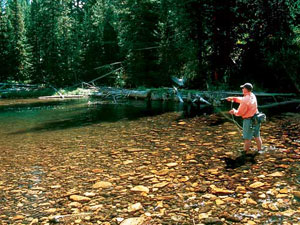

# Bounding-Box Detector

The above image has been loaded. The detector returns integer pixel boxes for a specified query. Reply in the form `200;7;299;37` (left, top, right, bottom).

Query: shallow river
0;98;299;224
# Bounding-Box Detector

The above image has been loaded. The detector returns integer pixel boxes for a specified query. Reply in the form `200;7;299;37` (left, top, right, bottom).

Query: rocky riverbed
0;111;299;225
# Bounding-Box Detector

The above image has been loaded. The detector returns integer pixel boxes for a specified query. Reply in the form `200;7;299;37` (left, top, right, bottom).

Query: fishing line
213;100;243;134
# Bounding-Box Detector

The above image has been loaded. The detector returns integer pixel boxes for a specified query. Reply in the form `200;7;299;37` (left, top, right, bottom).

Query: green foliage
0;0;299;92
0;4;11;81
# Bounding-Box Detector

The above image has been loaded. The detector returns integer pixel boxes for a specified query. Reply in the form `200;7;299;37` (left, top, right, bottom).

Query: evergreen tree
7;0;31;81
114;0;160;87
38;0;60;85
0;1;10;81
27;0;42;83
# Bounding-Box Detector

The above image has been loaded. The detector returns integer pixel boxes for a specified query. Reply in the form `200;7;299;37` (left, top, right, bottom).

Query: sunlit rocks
166;162;178;168
198;213;210;220
215;199;225;205
69;195;91;203
120;216;150;225
249;181;265;189
281;209;296;217
130;185;150;194
155;169;169;176
210;185;234;195
123;160;134;165
267;171;285;177
50;185;61;189
12;215;25;221
91;169;104;173
68;202;82;208
246;198;257;205
83;192;96;197
128;202;143;212
125;148;147;152
153;182;169;188
268;203;279;211
92;181;113;189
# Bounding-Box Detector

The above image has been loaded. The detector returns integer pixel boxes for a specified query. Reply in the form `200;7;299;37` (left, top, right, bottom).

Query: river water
0;98;299;224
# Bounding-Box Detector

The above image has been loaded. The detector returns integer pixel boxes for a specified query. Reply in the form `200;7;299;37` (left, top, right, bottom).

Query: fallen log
127;90;151;99
38;95;84;99
259;99;300;109
0;82;40;87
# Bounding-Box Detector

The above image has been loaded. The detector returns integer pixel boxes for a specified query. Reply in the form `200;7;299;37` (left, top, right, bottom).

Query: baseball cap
240;83;253;91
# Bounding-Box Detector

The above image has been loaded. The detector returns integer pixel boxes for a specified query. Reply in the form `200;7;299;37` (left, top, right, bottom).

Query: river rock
128;203;143;212
125;148;147;152
267;172;284;177
249;182;265;189
210;185;234;195
281;209;296;216
13;215;25;221
203;217;223;224
131;185;149;193
69;195;91;202
246;198;257;205
120;216;149;225
153;182;169;188
166;162;178;168
279;188;289;194
215;199;225;205
68;202;82;208
93;181;113;189
268;203;279;211
246;221;256;225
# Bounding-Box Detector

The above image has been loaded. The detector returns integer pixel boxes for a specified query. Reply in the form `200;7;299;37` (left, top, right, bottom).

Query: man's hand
229;108;237;115
226;97;233;102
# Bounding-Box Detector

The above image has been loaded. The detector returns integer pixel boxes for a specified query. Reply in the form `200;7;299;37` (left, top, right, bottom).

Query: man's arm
229;98;248;117
226;97;243;103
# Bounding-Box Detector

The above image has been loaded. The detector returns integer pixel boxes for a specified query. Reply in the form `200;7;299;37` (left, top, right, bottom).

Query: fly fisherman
226;83;262;155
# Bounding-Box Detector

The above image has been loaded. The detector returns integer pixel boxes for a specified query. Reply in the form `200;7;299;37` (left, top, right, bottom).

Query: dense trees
0;0;299;92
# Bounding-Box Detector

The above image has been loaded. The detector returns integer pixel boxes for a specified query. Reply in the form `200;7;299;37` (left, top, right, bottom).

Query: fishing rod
171;76;242;133
215;99;243;134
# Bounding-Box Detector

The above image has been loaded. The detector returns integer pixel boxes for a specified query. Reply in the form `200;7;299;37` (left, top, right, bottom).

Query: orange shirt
232;92;258;119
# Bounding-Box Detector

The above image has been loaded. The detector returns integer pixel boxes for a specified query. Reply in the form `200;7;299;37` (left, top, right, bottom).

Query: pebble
249;182;265;189
130;185;150;193
13;215;25;221
128;203;143;212
68;202;82;208
69;195;91;202
93;181;113;189
203;217;222;224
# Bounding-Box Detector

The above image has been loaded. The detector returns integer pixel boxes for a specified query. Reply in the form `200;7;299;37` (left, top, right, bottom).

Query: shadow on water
2;98;299;135
6;99;188;134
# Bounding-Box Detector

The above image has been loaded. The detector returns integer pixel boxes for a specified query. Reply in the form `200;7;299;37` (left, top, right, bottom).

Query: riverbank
1;84;299;110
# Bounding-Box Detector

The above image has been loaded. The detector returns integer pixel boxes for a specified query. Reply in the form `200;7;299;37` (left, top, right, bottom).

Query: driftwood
0;83;39;88
49;85;64;99
90;87;299;106
259;99;300;109
39;95;84;99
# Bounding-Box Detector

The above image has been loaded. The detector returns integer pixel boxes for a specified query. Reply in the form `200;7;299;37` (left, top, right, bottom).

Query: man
226;83;262;155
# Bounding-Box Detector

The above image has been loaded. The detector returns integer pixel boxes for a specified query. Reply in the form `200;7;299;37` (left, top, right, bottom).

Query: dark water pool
0;99;185;134
0;98;298;135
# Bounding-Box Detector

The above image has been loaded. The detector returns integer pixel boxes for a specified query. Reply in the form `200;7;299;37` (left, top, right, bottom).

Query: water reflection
3;99;186;134
1;98;298;135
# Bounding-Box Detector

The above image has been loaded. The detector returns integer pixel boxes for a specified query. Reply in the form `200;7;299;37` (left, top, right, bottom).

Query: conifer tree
0;1;10;81
7;0;31;81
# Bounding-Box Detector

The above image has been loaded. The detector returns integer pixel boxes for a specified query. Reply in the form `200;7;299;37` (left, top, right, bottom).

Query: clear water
0;99;184;134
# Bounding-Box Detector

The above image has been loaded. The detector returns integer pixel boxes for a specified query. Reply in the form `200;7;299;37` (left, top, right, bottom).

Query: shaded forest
0;0;299;92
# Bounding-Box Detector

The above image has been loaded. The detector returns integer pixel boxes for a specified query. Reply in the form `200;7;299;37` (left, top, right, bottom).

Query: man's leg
254;137;262;151
244;139;251;152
